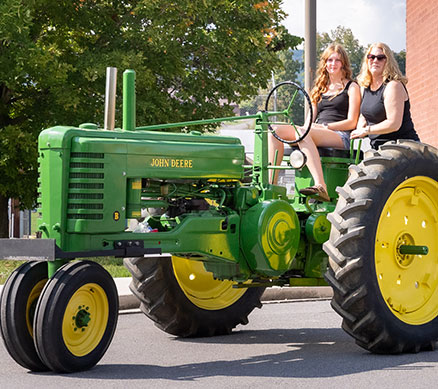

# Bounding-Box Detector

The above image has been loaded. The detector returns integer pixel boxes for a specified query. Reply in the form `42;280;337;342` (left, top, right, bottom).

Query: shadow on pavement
30;327;438;380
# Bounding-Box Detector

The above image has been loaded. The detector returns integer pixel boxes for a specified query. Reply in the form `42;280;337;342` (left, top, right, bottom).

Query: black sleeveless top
361;82;419;149
316;80;353;124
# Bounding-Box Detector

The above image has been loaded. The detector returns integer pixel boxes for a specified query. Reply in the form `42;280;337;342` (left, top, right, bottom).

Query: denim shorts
335;130;351;149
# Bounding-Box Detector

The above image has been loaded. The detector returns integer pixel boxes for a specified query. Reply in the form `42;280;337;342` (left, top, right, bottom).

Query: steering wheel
265;81;313;145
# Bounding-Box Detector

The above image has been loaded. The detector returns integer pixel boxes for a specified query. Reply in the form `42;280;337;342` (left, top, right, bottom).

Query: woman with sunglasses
269;44;360;202
350;42;419;148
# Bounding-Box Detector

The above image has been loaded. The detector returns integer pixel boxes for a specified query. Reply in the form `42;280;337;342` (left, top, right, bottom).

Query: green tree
317;26;365;77
0;0;301;237
239;48;303;116
316;26;406;78
394;50;406;75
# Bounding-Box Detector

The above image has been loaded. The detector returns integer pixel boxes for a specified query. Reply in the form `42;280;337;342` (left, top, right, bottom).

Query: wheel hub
62;283;109;356
395;233;415;268
74;306;91;330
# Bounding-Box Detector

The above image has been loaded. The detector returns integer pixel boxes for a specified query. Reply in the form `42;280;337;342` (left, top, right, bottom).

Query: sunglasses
367;54;387;61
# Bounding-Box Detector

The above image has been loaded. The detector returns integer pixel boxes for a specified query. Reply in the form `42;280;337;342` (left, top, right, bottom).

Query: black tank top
316;80;353;124
361;82;419;149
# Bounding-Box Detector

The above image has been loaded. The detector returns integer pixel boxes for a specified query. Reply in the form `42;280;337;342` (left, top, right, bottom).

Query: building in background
406;0;438;146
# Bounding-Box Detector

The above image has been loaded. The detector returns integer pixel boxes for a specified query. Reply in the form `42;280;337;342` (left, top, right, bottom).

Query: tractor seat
284;145;363;159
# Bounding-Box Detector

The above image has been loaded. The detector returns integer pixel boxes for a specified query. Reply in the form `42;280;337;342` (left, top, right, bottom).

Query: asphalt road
2;300;438;388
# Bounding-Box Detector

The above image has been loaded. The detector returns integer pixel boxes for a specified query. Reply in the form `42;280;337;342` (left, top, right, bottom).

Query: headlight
289;149;307;169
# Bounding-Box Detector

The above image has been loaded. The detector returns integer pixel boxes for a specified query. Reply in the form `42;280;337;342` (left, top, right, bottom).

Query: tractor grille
36;155;42;215
67;152;105;220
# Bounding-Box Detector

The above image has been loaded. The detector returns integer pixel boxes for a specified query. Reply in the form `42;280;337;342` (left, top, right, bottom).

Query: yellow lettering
151;158;174;167
153;158;193;168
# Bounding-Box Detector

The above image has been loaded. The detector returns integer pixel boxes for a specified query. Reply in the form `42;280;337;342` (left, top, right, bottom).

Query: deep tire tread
0;262;49;372
324;140;438;354
124;256;264;338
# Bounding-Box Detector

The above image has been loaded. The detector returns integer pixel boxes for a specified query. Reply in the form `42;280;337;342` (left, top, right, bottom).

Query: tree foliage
394;50;406;75
317;26;365;77
0;0;301;237
317;26;406;77
239;48;303;116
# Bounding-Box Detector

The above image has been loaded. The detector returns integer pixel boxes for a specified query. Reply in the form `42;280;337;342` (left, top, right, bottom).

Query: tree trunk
11;199;20;238
0;194;9;238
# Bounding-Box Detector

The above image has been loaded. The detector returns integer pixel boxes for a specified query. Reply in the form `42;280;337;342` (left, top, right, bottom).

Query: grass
0;257;131;285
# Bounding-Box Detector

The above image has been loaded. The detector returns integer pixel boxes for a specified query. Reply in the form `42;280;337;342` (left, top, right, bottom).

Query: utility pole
304;0;316;114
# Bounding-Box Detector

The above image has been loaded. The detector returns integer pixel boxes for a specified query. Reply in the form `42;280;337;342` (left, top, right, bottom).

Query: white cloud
282;0;406;52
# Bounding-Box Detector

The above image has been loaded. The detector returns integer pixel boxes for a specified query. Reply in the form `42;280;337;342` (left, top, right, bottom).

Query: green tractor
1;68;438;373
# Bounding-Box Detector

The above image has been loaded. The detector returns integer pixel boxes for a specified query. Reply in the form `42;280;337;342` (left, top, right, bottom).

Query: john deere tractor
1;68;438;373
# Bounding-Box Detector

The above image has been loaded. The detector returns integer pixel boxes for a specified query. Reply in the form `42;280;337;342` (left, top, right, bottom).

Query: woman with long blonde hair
351;42;419;148
269;44;360;201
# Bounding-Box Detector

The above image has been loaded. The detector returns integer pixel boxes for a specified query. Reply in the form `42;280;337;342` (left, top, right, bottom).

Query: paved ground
2;300;438;388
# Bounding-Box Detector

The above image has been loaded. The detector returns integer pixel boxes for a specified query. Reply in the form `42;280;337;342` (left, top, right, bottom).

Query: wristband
366;125;371;134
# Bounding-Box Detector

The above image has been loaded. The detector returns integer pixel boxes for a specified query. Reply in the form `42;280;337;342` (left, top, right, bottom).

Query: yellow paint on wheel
62;283;109;357
172;256;247;310
25;279;47;337
375;176;438;325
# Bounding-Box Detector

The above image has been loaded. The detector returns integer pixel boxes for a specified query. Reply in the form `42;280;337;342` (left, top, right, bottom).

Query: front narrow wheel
33;261;118;373
0;261;48;371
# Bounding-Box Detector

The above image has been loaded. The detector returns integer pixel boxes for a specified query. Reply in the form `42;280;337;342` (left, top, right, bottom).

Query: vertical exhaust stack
123;69;136;131
104;67;117;131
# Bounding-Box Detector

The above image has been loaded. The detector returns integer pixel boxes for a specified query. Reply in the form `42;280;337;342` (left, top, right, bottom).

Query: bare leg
268;125;298;184
301;128;344;190
268;124;344;189
298;136;326;190
268;133;284;184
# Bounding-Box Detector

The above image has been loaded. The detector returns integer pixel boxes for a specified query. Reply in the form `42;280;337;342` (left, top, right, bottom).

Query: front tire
124;255;264;337
324;141;438;353
33;261;119;373
0;261;49;371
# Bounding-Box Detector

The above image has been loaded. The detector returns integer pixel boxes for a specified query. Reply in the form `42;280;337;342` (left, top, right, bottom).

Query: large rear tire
324;141;438;353
124;255;264;337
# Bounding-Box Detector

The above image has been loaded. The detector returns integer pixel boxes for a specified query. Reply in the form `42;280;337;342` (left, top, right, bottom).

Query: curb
115;278;333;311
0;278;333;312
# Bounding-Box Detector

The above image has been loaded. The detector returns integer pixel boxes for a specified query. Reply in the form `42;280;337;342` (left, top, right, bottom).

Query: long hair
310;44;353;105
357;42;407;87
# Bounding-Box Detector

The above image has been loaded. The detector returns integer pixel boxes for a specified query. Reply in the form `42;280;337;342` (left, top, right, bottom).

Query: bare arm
351;81;406;140
303;103;318;127
357;114;367;129
369;81;406;134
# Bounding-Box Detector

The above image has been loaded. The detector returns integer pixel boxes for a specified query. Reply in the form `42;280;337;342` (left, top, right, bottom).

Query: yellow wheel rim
62;283;109;357
375;176;438;325
172;256;247;310
26;279;47;337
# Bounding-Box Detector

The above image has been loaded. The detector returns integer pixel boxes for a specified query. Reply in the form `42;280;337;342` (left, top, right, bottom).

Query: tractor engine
37;124;300;281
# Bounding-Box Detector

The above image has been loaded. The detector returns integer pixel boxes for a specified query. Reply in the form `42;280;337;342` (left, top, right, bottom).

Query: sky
282;0;406;52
